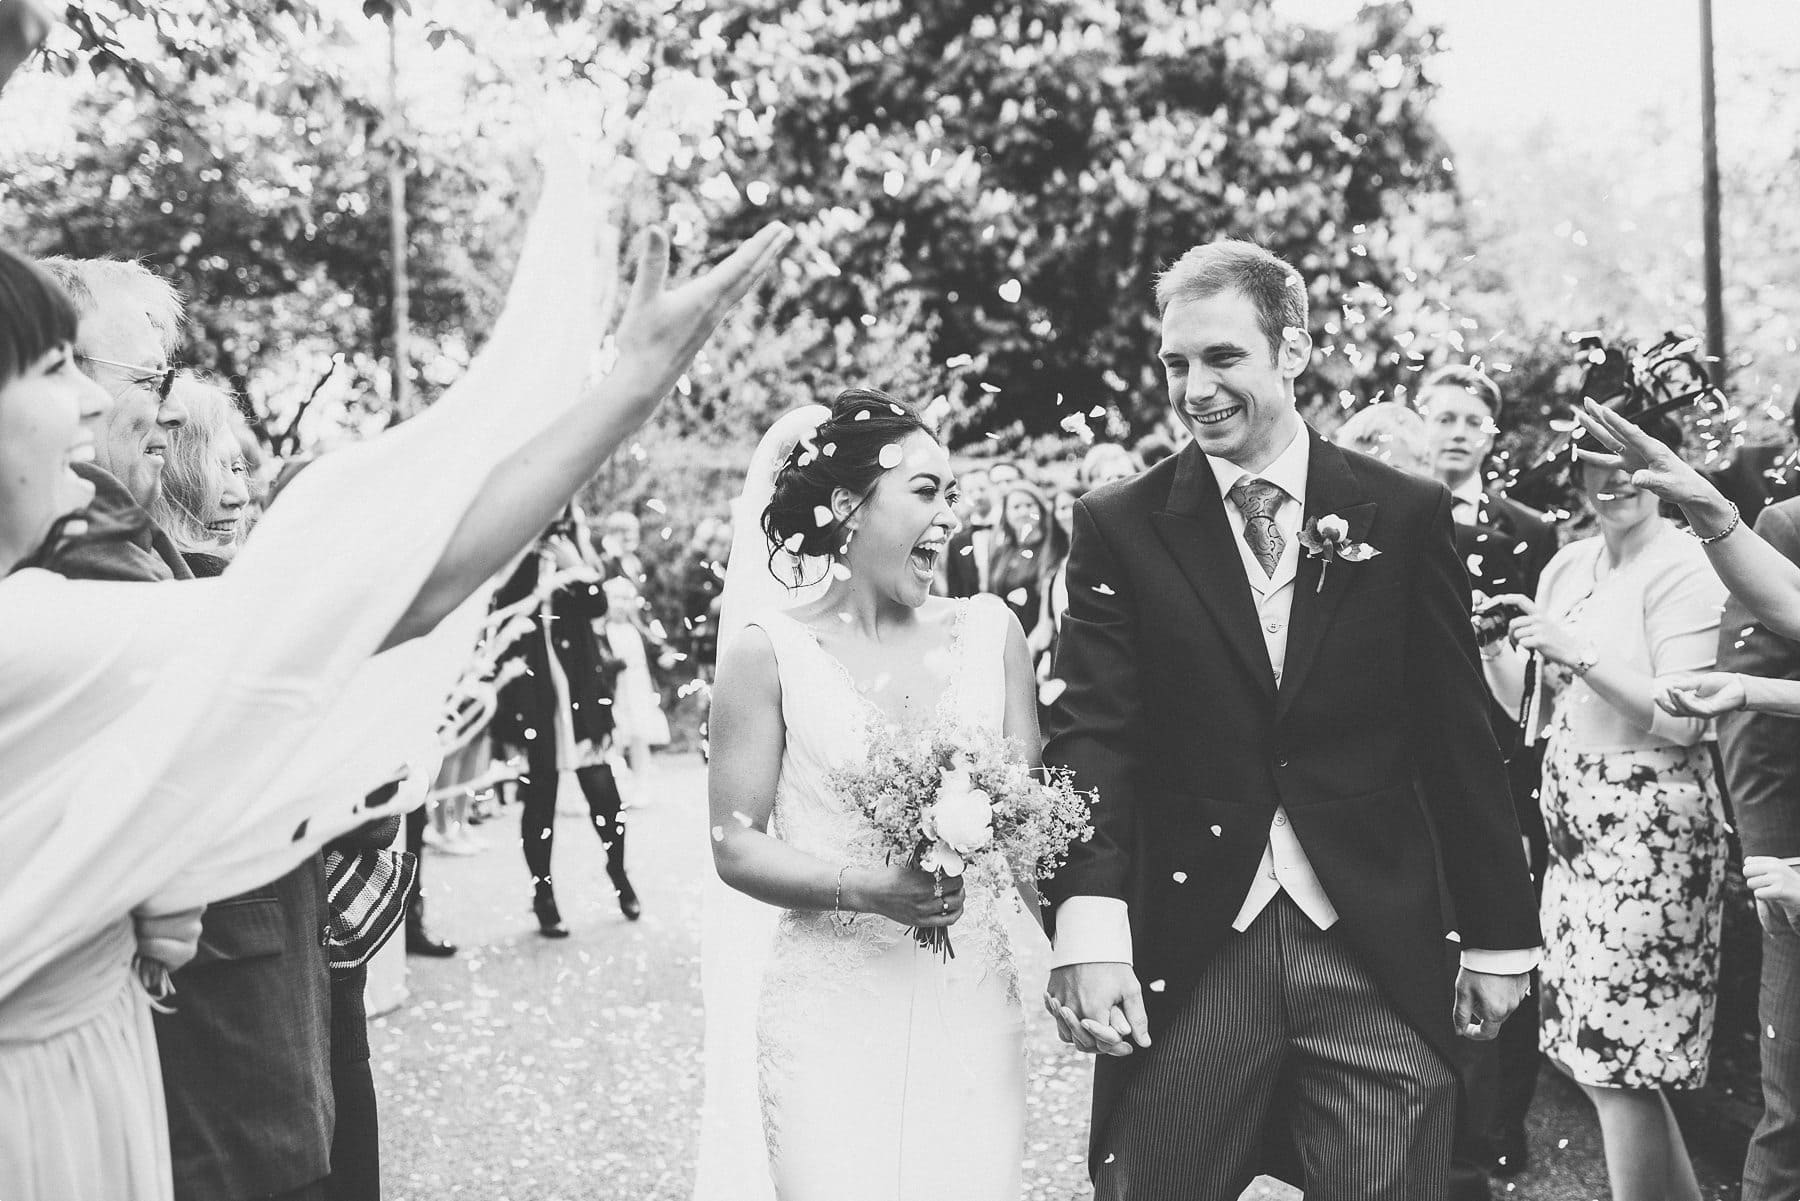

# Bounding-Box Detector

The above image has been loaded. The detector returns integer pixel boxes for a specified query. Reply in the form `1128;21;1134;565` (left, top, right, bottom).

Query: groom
1042;239;1542;1199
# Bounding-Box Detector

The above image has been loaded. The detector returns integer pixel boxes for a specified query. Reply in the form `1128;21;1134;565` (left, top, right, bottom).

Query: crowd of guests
935;438;1175;691
11;12;1800;1201
1329;360;1800;1201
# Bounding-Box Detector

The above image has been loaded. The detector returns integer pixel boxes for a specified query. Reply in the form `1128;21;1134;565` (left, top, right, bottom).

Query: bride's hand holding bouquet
832;725;1094;960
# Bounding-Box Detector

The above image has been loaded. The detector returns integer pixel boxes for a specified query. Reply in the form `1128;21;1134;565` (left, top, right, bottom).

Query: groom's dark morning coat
1043;431;1541;1174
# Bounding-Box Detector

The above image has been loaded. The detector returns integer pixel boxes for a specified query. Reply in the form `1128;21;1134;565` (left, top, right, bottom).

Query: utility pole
387;13;411;418
1699;0;1726;378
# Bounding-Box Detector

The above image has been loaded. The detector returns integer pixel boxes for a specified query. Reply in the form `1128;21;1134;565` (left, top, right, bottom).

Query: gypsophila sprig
830;724;1094;960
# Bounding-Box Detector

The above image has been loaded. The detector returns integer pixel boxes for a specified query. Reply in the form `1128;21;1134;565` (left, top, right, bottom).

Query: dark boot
533;883;569;938
615;873;642;922
405;896;456;957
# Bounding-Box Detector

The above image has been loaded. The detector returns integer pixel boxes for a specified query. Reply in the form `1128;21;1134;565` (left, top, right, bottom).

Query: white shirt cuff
1049;896;1133;969
1460;946;1541;975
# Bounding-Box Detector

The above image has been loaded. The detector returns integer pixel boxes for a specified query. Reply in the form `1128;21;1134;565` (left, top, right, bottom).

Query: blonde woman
145;373;252;576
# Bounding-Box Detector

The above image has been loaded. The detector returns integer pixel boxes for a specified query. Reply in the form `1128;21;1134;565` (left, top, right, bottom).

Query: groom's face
1159;289;1307;472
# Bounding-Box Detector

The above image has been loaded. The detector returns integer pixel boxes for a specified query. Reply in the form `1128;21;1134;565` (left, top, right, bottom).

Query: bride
704;388;1041;1200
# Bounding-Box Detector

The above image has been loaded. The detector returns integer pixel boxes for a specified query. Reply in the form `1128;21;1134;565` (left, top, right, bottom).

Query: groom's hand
1453;966;1529;1041
1046;963;1151;1057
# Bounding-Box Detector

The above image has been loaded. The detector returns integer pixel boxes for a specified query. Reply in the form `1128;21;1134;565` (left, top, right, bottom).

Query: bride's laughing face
836;430;960;607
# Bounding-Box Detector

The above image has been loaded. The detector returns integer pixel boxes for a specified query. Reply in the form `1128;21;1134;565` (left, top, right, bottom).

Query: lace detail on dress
747;597;1023;1169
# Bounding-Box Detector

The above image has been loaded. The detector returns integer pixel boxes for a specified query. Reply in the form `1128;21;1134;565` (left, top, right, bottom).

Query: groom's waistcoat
1043;434;1541;1066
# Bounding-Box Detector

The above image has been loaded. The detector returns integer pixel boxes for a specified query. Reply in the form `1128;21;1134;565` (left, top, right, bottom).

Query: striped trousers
1094;893;1456;1201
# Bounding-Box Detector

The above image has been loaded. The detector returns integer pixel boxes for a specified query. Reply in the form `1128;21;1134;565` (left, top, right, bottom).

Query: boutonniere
1297;513;1380;592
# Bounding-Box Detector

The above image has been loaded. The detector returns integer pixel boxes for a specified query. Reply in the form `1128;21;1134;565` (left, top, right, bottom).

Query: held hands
608;222;793;410
1454;966;1529;1042
1655;671;1748;718
850;864;965;929
132;906;206;974
1046;962;1152;1058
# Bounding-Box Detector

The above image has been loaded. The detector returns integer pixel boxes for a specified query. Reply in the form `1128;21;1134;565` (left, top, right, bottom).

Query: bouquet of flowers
830;724;1095;959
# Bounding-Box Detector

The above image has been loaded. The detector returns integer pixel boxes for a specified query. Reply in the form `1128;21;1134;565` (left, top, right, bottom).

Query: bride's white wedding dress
744;594;1027;1201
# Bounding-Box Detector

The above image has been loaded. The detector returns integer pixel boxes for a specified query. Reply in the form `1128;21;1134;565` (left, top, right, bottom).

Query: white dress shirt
1051;423;1540;976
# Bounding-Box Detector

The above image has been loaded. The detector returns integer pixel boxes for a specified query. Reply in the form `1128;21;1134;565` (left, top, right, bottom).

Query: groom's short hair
1154;240;1307;357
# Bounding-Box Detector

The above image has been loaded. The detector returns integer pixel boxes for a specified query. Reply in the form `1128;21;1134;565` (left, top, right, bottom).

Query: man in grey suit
1718;494;1800;1201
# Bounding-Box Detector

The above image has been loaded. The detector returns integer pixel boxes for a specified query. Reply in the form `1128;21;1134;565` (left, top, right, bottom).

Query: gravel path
373;752;1739;1200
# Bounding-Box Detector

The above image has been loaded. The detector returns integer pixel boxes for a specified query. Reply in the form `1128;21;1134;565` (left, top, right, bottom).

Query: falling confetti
878;444;904;469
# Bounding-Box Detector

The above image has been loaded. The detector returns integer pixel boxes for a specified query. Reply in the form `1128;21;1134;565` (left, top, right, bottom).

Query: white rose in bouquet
919;765;995;877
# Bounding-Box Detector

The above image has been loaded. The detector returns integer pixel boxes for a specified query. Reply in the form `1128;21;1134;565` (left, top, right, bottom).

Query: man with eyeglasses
1419;363;1560;1189
36;256;191;581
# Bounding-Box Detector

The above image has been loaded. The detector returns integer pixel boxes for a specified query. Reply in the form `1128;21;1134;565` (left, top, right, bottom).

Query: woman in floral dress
1485;445;1727;1201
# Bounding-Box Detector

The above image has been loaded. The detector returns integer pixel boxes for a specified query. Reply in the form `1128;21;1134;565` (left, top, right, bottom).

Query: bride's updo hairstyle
762;388;932;577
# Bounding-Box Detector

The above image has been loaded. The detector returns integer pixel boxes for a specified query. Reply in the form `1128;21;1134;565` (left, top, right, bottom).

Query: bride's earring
839;523;856;556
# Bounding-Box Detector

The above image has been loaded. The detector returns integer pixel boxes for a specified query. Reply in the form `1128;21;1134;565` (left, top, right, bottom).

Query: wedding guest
37;256;192;579
1034;484;1080;669
601;573;673;786
988;481;1057;635
0;170;789;1201
1334;401;1430;477
322;811;409;1201
492;523;641;936
1422;363;1560;1179
599;507;653;591
145;373;250;573
1078;442;1140;490
1713;495;1800;1201
1483;430;1727;1201
944;463;997;597
988;458;1023;488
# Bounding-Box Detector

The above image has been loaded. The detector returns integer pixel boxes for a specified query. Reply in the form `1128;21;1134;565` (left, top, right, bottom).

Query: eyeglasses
77;354;176;402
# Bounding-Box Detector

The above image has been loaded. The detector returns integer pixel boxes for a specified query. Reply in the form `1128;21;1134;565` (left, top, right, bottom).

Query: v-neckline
782;601;974;734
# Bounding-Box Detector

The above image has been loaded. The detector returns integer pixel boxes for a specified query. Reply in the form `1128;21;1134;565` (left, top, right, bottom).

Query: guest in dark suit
1420;364;1562;1182
1042;239;1540;1200
492;521;640;936
943;464;997;597
1717;495;1800;1201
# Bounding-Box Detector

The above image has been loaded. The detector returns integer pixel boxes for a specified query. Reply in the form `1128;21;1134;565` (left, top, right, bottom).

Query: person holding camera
491;520;641;937
1480;432;1727;1201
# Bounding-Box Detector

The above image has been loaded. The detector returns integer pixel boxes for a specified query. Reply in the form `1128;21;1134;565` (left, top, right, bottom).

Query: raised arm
383;224;789;649
1579;401;1800;640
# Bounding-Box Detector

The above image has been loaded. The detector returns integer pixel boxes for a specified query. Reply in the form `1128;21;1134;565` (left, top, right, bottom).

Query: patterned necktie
1227;477;1287;578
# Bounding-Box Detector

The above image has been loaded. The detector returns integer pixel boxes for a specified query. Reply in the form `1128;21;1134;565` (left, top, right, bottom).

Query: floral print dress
1533;528;1729;1090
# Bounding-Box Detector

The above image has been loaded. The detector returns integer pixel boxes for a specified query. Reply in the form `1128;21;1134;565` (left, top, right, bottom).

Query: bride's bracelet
833;865;857;928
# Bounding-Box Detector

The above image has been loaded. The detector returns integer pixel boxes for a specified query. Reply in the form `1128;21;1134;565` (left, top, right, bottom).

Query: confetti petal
879;444;903;469
813;505;834;528
1038;678;1068;705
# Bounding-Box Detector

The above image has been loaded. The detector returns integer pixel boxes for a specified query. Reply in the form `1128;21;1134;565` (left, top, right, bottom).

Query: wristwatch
1571;646;1600;678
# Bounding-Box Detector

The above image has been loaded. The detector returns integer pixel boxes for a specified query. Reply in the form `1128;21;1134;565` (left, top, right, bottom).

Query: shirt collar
1450;475;1484;509
1205;422;1311;509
